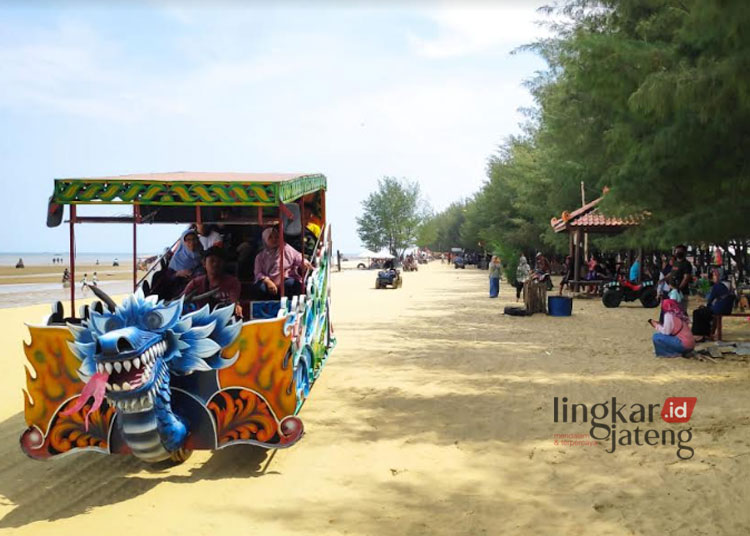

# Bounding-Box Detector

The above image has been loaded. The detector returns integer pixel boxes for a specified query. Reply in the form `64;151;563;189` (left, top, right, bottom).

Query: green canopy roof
52;172;327;207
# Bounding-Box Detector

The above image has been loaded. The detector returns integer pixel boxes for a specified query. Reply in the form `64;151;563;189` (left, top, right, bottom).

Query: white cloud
0;4;549;252
409;4;549;58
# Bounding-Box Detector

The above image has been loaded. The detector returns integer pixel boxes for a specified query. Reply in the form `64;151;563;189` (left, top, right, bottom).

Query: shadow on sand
0;412;274;528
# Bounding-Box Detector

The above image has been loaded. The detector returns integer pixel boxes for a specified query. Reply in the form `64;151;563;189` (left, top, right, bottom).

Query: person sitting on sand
183;247;242;317
15;258;24;269
649;299;695;357
254;227;312;299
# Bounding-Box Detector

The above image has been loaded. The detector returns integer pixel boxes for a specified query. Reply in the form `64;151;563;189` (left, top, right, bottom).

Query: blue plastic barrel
548;296;573;316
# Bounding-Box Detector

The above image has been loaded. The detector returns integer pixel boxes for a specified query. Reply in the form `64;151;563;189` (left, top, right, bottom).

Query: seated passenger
253;227;312;299
196;223;223;249
183;247;242;317
152;229;203;299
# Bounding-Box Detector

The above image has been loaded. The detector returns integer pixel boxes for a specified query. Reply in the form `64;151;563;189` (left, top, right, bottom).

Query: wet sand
0;263;749;535
0;265;144;309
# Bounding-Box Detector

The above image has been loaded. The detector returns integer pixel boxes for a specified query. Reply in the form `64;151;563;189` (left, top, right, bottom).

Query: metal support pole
133;204;138;291
279;206;285;299
300;197;306;258
70;205;76;317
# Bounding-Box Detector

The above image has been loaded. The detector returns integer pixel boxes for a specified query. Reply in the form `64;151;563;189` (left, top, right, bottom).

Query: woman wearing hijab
488;256;502;298
649;299;695;357
168;229;203;276
254;227;312;298
152;229;203;299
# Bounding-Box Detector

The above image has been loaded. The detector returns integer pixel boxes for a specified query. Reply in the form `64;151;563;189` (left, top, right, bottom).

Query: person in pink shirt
649;298;695;357
253;227;312;299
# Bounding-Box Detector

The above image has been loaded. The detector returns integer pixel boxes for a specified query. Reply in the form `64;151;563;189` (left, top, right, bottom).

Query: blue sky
0;1;549;254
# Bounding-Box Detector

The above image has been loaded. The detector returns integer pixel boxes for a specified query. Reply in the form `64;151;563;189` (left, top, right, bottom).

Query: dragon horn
86;284;117;312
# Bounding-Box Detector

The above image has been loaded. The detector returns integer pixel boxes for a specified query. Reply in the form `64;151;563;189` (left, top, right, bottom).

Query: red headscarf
662;298;688;321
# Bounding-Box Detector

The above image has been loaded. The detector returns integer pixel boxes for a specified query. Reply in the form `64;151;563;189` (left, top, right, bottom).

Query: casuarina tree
356;177;426;257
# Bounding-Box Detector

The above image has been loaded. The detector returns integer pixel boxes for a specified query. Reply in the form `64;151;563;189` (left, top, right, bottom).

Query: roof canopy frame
52;172;326;207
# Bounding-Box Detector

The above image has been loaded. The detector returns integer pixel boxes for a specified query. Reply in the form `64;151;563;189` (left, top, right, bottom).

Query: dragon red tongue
60;371;109;431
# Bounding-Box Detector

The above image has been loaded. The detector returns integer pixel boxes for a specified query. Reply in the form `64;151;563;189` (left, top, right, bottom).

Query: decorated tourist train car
21;172;335;463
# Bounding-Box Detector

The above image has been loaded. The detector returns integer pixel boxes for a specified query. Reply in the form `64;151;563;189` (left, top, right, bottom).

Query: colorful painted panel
20;224;334;462
278;174;328;203
52;174;326;206
218;317;297;419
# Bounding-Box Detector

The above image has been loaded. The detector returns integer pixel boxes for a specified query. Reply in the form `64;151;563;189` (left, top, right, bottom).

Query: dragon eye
104;317;122;331
145;311;163;330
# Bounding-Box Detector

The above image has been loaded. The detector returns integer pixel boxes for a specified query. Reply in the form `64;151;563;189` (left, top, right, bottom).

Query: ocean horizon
0;252;160;267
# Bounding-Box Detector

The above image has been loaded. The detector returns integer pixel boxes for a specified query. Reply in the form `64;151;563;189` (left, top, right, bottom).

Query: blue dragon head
66;289;240;416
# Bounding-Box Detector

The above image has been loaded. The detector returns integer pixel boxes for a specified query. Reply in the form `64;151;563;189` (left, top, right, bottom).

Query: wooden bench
715;313;750;341
567;280;607;295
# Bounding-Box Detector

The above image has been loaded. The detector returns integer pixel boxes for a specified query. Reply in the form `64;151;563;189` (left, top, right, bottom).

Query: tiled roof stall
549;192;645;292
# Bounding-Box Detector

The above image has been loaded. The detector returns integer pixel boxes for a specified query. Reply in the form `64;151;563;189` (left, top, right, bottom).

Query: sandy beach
1;262;749;535
0;264;144;309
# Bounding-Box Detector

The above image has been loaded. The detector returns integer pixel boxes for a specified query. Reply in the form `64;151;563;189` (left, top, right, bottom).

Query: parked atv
602;278;659;308
376;269;402;289
454;256;466;269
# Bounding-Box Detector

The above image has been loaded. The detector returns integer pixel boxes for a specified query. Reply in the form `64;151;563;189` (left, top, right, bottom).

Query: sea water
0;252;158;267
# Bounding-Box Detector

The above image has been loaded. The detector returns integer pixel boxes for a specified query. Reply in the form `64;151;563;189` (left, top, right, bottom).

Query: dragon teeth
134;357;141;369
122;381;132;390
112;383;121;391
114;362;122;373
105;383;112;391
123;360;131;372
105;363;113;374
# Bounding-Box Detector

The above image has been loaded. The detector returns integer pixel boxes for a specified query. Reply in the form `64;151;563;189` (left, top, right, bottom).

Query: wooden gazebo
550;194;641;291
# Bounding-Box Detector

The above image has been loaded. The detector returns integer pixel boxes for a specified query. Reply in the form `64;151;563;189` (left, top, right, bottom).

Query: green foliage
424;0;750;262
356;177;427;257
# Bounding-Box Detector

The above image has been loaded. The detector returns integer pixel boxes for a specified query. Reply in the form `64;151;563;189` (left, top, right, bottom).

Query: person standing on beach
488;256;502;298
81;273;88;293
669;245;693;312
92;272;98;287
515;254;531;302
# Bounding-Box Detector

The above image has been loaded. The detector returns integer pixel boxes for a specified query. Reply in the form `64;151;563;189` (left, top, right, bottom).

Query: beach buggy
22;172;335;464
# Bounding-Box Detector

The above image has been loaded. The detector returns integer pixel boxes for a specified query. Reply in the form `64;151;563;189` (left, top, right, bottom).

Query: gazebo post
568;232;574;267
573;228;581;292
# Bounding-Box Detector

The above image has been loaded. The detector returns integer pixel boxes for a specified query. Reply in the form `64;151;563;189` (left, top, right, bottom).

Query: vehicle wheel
602;288;624;308
357;263;366;270
168;448;193;464
640;287;659;308
375;280;381;289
